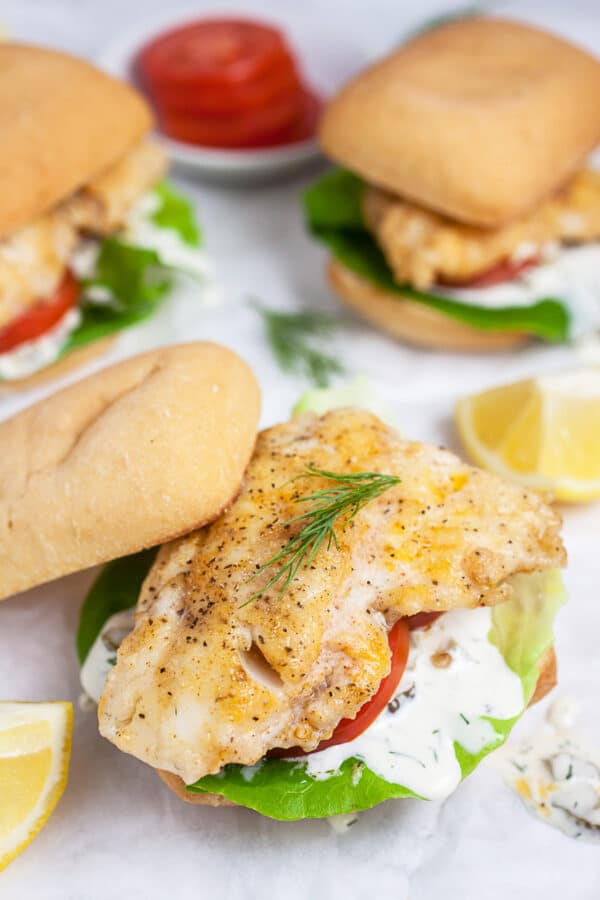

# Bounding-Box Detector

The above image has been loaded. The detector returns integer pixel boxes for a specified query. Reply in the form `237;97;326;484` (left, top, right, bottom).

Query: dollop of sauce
125;193;213;284
302;607;524;800
80;609;135;704
327;813;359;834
496;698;600;843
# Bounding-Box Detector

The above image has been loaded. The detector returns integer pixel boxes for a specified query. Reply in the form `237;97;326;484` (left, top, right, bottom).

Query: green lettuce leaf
151;181;202;247
190;758;418;821
452;569;567;781
77;551;565;821
489;568;567;702
62;238;176;354
293;374;398;428
303;169;570;342
61;181;202;355
76;549;157;665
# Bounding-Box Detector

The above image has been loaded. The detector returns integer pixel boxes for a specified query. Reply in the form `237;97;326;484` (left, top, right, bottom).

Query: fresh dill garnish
252;302;344;387
245;467;400;604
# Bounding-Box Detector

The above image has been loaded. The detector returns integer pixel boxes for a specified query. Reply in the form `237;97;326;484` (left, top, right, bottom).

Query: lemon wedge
455;367;600;501
0;702;72;871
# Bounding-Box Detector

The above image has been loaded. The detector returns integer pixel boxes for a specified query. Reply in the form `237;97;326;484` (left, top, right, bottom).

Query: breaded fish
0;140;166;326
363;168;600;290
99;409;565;784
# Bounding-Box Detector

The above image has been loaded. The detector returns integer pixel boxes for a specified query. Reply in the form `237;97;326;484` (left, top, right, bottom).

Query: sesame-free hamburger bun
319;18;600;228
327;260;528;353
0;343;260;601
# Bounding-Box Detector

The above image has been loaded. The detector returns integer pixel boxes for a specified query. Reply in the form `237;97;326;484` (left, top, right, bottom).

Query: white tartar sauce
0;306;81;380
80;603;530;806
125;193;212;282
496;699;600;843
327;813;359;834
80;609;135;704
444;244;600;336
301;608;524;800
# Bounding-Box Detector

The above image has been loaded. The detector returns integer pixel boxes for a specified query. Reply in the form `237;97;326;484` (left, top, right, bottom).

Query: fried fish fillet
0;212;78;328
363;168;600;290
65;139;167;235
99;409;565;784
0;140;166;327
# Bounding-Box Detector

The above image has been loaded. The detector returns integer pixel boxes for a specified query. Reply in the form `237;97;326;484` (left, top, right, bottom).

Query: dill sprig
246;466;401;604
253;302;344;387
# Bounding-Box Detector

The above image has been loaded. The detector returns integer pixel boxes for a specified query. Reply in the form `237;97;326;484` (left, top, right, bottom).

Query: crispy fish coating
64;139;166;235
363;168;600;290
0;212;78;328
99;409;565;784
0;140;166;327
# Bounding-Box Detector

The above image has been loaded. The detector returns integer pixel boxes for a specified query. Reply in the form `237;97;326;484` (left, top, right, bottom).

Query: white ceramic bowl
98;5;371;184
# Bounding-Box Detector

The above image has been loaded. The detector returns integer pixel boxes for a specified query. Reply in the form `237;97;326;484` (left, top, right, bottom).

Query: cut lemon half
455;367;600;501
0;702;72;871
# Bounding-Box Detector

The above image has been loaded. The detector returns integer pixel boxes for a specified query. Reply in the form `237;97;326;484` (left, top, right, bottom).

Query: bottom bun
156;769;236;807
156;646;557;809
0;336;116;394
327;260;529;353
528;645;557;706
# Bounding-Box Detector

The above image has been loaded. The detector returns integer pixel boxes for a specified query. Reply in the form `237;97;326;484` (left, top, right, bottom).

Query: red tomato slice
158;90;303;148
0;271;78;354
147;67;303;115
269;619;410;759
136;17;321;150
440;257;539;289
272;89;321;145
315;619;410;750
136;19;293;90
406;611;442;630
160;88;321;149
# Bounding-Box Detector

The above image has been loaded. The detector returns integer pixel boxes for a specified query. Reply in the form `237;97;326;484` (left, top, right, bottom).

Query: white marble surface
1;1;600;897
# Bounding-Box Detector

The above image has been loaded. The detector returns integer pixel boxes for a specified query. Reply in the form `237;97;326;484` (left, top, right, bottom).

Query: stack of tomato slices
136;18;321;150
269;611;442;758
0;271;78;355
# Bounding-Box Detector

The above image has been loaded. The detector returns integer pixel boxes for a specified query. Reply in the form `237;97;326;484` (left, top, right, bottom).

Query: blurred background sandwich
306;17;600;351
0;44;204;389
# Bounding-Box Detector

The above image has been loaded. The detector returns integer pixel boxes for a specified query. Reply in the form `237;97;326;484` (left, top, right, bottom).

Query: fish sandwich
0;344;567;820
306;17;600;351
0;44;205;388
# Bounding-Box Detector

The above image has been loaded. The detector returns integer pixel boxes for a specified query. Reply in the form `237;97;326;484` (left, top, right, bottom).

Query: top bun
319;18;600;227
0;344;260;602
0;43;153;238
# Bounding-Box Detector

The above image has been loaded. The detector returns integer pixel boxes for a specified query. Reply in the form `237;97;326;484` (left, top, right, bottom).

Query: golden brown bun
0;43;152;238
0;337;117;395
327;260;528;352
156;770;236;807
157;646;557;808
0;343;260;601
529;646;557;706
319;18;600;227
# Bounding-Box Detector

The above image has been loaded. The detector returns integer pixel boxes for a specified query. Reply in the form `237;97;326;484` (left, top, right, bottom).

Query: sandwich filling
305;169;600;340
363;169;600;291
0;140;206;379
80;406;566;820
